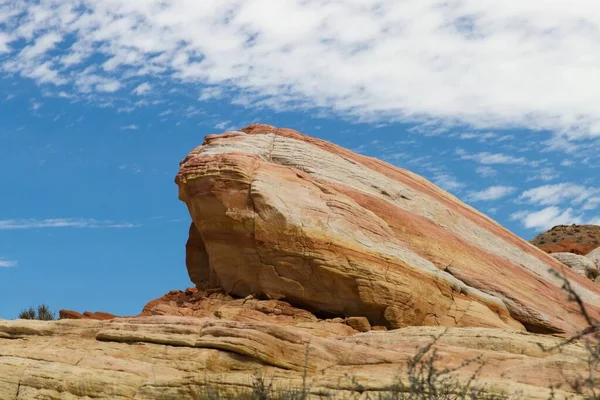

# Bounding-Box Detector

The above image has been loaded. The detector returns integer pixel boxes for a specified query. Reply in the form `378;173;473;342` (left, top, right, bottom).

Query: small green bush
18;304;56;320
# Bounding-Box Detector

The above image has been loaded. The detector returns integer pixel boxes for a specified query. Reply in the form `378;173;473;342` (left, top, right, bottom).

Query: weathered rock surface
176;124;600;335
531;225;600;255
588;247;600;270
140;287;358;338
551;252;599;280
59;310;119;320
0;316;591;399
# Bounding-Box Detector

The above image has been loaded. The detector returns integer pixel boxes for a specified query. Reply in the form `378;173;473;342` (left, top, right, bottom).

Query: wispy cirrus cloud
511;206;583;232
511;183;600;231
132;82;152;96
518;183;600;210
475;166;497;178
0;218;138;230
466;185;516;202
432;172;465;193
3;1;600;140
456;148;532;166
0;258;17;268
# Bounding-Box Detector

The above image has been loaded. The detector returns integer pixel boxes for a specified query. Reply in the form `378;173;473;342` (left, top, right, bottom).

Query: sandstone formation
550;252;599;281
0;316;592;399
531;225;600;255
176;124;600;335
59;310;119;320
588;246;600;269
140;287;358;338
5;124;600;400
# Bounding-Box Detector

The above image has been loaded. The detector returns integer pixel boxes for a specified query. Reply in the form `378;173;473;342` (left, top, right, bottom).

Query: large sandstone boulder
176;124;600;335
551;252;599;280
0;316;591;399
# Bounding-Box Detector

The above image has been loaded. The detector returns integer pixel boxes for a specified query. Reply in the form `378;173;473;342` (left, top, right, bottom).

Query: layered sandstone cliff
176;124;600;335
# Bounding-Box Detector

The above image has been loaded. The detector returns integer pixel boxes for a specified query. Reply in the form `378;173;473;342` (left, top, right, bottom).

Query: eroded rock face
140;287;358;338
551;252;599;280
0;316;590;399
588;247;600;270
176;124;600;335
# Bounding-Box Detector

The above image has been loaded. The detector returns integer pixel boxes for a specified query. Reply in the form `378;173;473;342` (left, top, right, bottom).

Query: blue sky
1;0;600;319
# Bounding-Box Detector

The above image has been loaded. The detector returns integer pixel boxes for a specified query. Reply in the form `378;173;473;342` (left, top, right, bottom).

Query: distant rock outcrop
531;224;600;255
176;124;600;335
59;310;118;320
550;252;599;280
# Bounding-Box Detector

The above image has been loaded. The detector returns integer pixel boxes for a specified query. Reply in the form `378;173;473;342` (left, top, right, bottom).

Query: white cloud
466;185;516;202
432;172;465;193
519;183;600;207
96;80;121;93
132;82;152;95
511;207;583;231
0;218;138;229
0;258;17;268
3;1;600;138
214;120;233;130
475;166;497;178
589;217;600;225
199;86;224;101
456;148;530;165
120;124;139;130
525;167;560;182
458;132;497;142
0;32;10;53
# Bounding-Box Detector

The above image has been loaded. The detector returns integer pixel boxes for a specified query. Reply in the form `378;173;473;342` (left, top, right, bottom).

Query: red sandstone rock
59;310;118;320
176;124;600;335
140;287;357;337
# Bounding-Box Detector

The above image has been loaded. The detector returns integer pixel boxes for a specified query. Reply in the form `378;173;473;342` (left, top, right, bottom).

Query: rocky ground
0;314;591;399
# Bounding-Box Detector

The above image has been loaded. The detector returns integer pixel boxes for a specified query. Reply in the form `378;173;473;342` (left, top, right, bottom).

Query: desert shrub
198;335;510;400
371;334;510;400
18;304;56;320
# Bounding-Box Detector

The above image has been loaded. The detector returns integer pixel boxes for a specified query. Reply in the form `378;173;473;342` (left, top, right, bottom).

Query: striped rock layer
0;316;589;400
176;124;600;335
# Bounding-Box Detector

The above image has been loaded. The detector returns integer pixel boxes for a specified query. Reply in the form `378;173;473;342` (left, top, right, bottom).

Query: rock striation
176;124;600;335
0;316;592;399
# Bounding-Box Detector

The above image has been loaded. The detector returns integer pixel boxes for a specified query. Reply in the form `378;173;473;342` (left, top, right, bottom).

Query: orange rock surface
176;124;600;335
59;310;118;320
